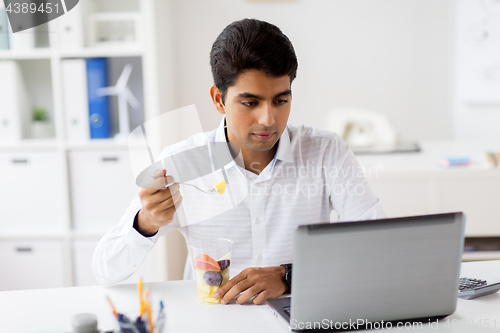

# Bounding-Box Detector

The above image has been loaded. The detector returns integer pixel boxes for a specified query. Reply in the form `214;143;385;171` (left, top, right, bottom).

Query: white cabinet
0;240;64;291
366;171;500;237
441;174;500;236
358;141;500;260
0;151;65;233
0;0;174;291
68;150;139;233
368;179;441;218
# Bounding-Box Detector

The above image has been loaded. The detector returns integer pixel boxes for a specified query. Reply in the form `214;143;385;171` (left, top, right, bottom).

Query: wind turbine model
96;64;140;141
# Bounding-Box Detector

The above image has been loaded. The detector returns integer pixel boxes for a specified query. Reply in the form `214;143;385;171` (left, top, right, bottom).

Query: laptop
267;212;465;331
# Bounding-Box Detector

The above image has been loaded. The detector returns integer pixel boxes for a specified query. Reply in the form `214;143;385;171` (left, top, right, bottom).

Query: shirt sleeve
329;146;387;222
91;192;179;284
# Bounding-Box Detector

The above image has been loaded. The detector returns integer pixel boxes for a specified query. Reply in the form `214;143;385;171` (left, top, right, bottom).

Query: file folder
7;10;35;50
0;61;31;141
58;0;85;50
0;3;9;50
86;58;110;139
62;59;90;142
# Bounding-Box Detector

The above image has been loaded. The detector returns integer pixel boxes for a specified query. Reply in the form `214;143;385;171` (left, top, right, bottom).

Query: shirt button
257;255;263;261
255;217;261;224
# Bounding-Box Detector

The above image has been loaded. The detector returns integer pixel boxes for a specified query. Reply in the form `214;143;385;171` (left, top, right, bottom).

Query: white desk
2;261;500;333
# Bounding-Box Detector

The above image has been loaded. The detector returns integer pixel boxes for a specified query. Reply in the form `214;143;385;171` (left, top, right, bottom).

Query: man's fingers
136;168;181;231
214;274;241;297
214;272;247;300
251;290;269;305
152;192;183;225
213;280;235;300
153;182;179;201
159;188;182;211
146;186;182;214
235;285;263;305
163;175;175;186
220;279;254;305
156;175;175;189
215;267;287;305
153;169;166;178
166;182;180;196
140;183;179;215
141;175;175;192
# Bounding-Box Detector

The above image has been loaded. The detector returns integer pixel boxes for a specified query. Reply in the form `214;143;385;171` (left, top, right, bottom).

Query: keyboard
458;277;500;300
283;306;291;317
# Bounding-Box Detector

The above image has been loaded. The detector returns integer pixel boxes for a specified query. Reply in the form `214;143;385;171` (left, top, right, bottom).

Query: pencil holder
115;311;165;333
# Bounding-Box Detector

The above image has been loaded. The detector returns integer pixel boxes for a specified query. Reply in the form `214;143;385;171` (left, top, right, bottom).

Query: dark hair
210;19;298;103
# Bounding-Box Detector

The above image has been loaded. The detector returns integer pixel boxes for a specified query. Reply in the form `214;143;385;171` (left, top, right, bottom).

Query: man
93;19;385;305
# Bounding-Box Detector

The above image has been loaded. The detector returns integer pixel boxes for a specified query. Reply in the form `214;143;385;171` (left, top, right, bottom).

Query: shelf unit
0;0;177;291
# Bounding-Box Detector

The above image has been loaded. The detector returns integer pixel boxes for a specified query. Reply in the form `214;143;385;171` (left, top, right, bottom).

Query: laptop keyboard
283;306;291;317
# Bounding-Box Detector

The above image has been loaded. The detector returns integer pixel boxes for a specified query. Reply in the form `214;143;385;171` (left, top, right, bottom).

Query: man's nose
257;103;275;127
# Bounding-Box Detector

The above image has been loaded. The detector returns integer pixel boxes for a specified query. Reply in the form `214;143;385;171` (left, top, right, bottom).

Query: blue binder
86;58;110;139
0;7;9;50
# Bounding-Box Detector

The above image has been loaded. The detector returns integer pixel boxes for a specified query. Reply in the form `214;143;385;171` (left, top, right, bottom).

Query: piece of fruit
204;297;221;304
194;268;206;282
215;181;226;195
203;271;223;286
221;268;230;285
193;254;221;271
196;282;221;304
218;252;231;260
198;284;212;294
217;259;230;271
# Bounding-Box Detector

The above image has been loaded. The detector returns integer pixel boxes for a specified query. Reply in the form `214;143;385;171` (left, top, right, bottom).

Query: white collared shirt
92;119;386;284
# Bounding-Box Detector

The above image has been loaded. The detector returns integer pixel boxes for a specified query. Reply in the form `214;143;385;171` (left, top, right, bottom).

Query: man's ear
210;85;225;115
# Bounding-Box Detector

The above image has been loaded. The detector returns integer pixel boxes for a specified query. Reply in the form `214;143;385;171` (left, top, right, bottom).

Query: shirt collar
275;125;293;164
215;116;227;143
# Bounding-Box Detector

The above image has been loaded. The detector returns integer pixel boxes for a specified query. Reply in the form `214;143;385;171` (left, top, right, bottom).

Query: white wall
163;0;456;141
453;0;500;142
454;104;500;142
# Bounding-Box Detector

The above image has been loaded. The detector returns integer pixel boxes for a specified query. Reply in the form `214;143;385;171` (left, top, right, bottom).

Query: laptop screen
290;212;464;328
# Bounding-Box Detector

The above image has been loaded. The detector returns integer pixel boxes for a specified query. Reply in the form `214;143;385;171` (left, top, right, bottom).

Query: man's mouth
252;132;275;141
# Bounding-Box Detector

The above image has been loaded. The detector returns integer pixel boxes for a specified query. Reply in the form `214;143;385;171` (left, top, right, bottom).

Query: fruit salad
193;253;230;304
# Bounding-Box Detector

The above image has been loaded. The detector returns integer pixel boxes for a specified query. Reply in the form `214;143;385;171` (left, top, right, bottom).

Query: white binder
0;1;9;50
0;61;30;142
7;13;35;50
62;59;90;142
58;1;86;50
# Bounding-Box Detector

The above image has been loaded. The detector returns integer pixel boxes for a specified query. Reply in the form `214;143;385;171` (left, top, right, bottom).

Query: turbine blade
116;64;133;89
124;86;141;110
96;86;118;96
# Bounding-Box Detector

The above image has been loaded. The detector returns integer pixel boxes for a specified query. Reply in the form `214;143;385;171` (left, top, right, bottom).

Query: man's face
213;70;292;159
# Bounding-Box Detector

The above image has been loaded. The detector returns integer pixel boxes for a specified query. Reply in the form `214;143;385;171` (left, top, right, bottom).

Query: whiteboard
457;0;500;104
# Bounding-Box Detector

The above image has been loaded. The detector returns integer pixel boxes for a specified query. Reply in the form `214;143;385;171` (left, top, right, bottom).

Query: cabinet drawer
0;151;65;232
68;150;139;232
368;179;441;218
0;240;64;291
442;177;500;236
73;239;158;286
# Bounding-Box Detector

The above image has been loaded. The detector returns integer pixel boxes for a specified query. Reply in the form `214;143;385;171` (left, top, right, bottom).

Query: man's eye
274;99;288;106
242;101;256;107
